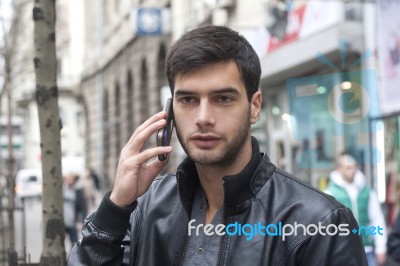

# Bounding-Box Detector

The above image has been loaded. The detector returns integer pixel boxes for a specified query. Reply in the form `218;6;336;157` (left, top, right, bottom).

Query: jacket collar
176;137;276;216
329;170;366;190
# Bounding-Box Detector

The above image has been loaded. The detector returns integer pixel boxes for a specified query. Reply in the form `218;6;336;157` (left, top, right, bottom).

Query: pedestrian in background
326;154;387;266
63;173;87;246
81;168;101;213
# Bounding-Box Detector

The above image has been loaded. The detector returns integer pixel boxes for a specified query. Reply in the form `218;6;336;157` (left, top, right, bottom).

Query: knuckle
140;149;150;158
131;138;140;148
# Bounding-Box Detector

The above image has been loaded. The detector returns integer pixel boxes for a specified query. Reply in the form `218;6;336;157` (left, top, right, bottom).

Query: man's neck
195;138;253;223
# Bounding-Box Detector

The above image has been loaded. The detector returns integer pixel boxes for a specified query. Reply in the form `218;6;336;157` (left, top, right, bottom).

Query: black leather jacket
68;148;367;265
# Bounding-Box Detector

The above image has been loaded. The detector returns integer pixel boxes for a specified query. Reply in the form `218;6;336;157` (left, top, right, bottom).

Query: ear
250;91;262;124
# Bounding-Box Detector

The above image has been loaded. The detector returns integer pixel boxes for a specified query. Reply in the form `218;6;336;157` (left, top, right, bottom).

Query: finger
119;146;172;168
118;142;170;173
130;119;167;153
135;146;173;164
129;111;166;142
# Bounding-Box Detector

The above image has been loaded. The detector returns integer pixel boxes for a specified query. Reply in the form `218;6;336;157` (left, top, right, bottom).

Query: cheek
218;110;248;129
173;111;189;130
228;107;250;121
345;169;356;177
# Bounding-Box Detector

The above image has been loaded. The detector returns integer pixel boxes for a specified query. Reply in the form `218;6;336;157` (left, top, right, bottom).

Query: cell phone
157;98;174;161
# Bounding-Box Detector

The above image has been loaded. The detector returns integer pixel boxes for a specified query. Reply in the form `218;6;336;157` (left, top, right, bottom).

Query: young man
68;26;367;265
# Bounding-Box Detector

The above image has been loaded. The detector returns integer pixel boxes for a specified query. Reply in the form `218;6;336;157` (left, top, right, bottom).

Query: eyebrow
174;87;240;96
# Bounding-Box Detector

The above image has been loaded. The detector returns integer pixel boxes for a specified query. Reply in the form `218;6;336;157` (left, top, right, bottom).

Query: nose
194;100;215;128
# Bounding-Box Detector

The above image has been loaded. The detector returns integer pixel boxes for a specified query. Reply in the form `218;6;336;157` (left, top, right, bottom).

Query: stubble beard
175;109;252;167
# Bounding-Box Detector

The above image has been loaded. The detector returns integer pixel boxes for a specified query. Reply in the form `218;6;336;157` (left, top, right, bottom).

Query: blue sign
137;8;162;35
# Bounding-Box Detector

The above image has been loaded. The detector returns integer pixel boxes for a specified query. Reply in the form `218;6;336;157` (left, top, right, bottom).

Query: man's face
64;174;75;187
173;61;261;166
338;163;358;183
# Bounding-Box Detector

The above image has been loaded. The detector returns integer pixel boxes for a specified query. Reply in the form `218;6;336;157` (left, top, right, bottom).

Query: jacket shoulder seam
274;168;341;207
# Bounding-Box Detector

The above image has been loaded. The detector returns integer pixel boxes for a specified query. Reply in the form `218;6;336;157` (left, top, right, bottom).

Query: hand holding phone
157;98;174;161
110;111;173;207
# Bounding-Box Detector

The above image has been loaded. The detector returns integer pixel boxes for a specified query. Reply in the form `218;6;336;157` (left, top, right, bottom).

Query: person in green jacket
326;154;387;266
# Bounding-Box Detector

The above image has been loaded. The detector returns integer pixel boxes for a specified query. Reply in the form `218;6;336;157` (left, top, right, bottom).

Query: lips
191;134;221;148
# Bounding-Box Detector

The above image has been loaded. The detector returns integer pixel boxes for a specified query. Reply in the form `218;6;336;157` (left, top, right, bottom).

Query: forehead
340;162;357;170
65;175;75;181
343;164;356;168
174;61;245;95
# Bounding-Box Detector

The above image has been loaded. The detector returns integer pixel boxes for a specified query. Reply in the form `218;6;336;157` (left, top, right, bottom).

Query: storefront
249;0;371;189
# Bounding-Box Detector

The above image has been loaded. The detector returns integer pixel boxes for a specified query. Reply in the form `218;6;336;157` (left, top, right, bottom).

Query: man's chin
189;151;223;165
189;150;237;167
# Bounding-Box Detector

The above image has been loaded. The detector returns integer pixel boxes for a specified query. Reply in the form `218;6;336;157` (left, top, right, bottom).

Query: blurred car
15;168;42;199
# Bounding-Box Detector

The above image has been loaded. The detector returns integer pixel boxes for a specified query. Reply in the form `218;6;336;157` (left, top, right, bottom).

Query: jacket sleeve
75;188;88;223
287;207;368;266
67;192;137;266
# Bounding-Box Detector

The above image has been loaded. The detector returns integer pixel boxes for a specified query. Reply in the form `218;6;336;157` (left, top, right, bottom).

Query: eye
178;96;198;104
216;95;234;104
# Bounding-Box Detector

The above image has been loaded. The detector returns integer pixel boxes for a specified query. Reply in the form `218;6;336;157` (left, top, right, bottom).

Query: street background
0;0;400;264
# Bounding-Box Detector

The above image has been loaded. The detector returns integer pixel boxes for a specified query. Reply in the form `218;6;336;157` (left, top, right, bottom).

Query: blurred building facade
79;0;172;188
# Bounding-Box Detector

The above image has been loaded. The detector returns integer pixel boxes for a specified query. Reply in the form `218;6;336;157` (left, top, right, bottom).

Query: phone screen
157;98;174;161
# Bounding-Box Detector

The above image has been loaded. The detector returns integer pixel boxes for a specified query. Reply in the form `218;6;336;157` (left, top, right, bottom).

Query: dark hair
165;25;261;101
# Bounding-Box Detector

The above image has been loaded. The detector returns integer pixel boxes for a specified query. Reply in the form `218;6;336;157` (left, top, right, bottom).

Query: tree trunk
33;0;66;265
6;70;17;265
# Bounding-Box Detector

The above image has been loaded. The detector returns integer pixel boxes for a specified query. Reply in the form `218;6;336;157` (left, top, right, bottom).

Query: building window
140;59;149;124
115;82;121;154
157;45;167;110
103;89;110;159
127;71;134;139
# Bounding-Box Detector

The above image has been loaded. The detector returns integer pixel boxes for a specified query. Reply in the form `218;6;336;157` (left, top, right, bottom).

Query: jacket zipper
178;204;229;266
178;201;190;266
178;231;189;266
216;180;229;266
216;208;234;266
